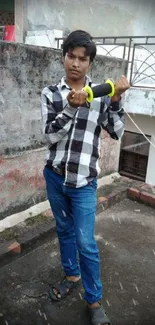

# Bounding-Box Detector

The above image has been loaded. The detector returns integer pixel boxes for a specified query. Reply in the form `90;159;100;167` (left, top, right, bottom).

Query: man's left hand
111;75;130;102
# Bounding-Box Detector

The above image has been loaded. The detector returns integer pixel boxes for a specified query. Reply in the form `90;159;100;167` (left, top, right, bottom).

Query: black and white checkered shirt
41;76;124;188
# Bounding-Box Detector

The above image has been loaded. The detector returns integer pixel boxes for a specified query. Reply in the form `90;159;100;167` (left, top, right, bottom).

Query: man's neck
65;76;86;91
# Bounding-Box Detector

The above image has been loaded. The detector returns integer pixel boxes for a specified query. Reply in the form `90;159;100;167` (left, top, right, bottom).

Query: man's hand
67;89;88;108
111;75;130;102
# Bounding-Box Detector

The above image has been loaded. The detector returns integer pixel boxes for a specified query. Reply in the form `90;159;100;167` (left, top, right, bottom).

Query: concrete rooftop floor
0;198;155;325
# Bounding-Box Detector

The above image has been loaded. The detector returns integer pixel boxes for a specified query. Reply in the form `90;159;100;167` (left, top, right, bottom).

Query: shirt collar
59;75;91;90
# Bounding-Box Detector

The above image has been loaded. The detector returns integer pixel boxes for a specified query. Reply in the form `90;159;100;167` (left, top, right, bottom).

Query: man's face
63;47;91;81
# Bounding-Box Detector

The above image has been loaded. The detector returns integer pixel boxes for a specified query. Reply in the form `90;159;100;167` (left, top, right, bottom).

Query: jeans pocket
88;178;97;190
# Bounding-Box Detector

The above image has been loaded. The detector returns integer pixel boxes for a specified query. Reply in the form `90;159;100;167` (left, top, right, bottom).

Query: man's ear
62;56;65;64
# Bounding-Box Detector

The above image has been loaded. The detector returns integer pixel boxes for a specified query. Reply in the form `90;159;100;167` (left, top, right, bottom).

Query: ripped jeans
43;167;102;304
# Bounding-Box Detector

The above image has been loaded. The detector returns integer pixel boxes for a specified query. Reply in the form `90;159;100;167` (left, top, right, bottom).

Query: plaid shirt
41;76;124;188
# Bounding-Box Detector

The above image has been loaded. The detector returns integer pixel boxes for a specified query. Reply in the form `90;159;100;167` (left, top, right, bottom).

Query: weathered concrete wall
0;43;64;155
24;0;155;37
0;149;46;219
0;41;127;219
125;88;155;117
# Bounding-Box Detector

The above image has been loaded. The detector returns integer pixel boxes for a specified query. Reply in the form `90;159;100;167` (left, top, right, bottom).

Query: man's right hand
67;89;88;108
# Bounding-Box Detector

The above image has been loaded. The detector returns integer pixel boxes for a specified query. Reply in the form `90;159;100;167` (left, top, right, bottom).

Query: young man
41;30;130;325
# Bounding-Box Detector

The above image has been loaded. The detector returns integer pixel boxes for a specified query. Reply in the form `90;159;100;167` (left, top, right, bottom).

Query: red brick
98;196;108;204
8;241;21;254
42;209;53;217
148;194;155;206
128;188;140;199
140;191;155;206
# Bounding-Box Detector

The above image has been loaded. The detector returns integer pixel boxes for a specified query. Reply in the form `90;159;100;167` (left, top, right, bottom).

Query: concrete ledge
0;201;51;233
128;188;140;200
0;176;148;267
127;184;155;207
0;214;55;267
0;172;121;233
0;240;21;265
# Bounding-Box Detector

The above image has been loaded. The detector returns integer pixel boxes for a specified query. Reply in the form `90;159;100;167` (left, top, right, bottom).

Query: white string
124;107;155;150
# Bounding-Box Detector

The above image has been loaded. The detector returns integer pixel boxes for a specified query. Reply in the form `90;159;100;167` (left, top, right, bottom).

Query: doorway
0;0;14;40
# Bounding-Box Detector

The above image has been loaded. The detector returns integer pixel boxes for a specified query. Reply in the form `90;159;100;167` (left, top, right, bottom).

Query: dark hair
62;30;96;62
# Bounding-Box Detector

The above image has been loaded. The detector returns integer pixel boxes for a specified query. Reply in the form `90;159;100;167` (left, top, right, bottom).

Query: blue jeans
43;167;102;303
